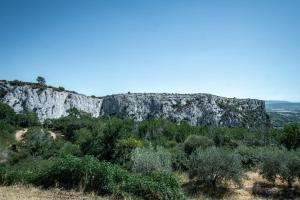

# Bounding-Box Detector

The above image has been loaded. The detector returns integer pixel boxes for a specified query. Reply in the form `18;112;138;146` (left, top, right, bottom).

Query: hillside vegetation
0;102;300;199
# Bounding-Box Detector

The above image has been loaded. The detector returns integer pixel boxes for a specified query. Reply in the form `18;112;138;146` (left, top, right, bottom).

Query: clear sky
0;0;299;101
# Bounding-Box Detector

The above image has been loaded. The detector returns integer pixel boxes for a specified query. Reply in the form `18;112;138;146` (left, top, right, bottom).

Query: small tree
20;128;55;158
184;135;214;155
279;124;300;150
280;152;300;188
260;148;300;188
188;147;244;187
259;148;283;184
112;137;144;165
36;76;46;86
131;145;171;173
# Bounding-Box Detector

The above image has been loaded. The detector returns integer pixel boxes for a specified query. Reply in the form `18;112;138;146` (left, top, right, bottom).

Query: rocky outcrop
0;82;270;128
0;83;102;121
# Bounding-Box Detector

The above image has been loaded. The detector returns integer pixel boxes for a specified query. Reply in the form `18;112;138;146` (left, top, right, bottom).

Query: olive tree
260;148;300;188
130;145;171;173
184;135;214;155
188;147;244;187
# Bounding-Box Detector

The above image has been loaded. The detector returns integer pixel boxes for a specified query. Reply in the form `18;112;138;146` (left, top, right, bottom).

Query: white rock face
0;83;270;128
0;84;102;121
101;93;270;128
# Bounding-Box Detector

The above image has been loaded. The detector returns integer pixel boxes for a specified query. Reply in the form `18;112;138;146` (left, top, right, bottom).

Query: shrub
211;128;240;148
0;167;24;185
74;128;93;145
131;146;172;173
169;145;188;171
112;137;144;165
59;142;82;156
0;122;16;147
15;109;40;127
235;146;264;170
279;124;300;150
188;147;244;187
81;117;134;161
0;159;53;185
33;155;128;194
30;155;185;199
259;148;286;184
259;148;300;188
184;135;214;155
20;128;56;158
123;171;185;200
0;102;16;124
57;86;65;91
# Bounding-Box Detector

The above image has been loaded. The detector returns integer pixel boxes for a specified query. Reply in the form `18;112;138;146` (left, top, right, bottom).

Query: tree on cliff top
36;76;46;86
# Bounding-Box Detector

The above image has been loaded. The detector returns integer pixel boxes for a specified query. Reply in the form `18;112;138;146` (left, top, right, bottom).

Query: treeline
0;102;300;199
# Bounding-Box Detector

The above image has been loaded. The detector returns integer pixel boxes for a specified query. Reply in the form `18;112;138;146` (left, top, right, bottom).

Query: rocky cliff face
0;83;102;121
0;82;270;128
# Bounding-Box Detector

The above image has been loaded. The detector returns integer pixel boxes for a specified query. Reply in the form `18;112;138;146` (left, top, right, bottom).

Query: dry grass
1;172;300;200
182;171;300;200
0;185;113;200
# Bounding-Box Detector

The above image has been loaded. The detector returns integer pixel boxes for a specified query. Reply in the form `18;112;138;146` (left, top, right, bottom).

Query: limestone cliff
0;81;270;128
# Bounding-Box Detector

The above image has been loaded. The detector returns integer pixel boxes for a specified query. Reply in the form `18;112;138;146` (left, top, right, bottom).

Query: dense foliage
131;146;172;173
188;147;244;187
0;102;300;199
259;148;300;188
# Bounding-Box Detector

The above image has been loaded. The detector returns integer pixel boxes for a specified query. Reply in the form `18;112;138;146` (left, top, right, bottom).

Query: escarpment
0;81;270;128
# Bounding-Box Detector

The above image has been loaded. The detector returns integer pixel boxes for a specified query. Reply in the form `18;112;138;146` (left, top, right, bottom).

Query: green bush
19;128;57;159
30;155;184;199
188;147;244;187
131;146;172;173
57;86;65;91
33;155;128;194
169;145;188;171
15;109;40;127
59;142;82;156
184;135;214;155
211;128;240;148
0;159;53;185
0;167;24;185
0;121;16;147
81;117;134;161
112;137;144;165
123;171;185;200
235;146;264;170
259;148;300;188
74;128;93;145
279;124;300;150
0;102;16;124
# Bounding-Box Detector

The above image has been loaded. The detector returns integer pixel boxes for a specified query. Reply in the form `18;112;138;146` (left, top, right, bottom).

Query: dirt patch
15;129;57;142
48;130;57;140
15;128;28;142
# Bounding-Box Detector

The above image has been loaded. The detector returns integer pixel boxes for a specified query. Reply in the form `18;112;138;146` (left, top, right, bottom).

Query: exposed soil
15;128;28;142
15;128;57;142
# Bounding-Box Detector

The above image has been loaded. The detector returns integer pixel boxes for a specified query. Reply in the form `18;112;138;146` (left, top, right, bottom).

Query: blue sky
0;0;299;101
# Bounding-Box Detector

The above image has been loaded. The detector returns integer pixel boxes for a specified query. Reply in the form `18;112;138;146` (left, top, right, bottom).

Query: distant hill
265;101;300;127
265;101;300;111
